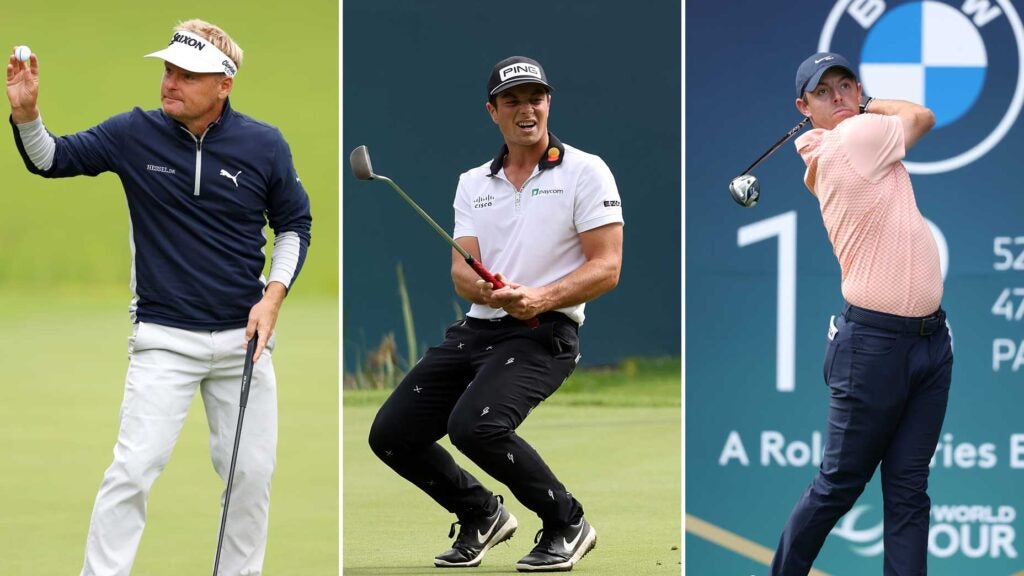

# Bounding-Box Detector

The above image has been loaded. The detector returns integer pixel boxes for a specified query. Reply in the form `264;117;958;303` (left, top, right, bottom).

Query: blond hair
175;19;244;70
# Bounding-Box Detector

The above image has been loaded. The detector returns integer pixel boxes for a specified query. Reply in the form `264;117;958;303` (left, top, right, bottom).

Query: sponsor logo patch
473;194;495;208
603;200;621;207
500;63;541;81
146;164;176;174
219;169;242;187
531;187;564;197
171;32;206;51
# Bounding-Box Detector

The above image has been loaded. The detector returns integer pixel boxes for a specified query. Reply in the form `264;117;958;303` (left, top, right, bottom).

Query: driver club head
349;145;375;181
729;174;760;208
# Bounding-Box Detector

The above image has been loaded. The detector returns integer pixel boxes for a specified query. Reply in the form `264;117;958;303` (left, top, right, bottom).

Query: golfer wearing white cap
6;19;312;576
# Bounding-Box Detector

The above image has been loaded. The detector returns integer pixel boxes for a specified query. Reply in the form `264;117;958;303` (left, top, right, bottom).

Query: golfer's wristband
860;96;874;114
15;115;55;170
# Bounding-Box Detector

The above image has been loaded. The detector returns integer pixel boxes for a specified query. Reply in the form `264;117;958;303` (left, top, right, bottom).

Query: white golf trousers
80;322;277;576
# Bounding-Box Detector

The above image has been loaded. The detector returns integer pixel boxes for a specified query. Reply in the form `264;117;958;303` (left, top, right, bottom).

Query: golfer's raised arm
7;50;57;173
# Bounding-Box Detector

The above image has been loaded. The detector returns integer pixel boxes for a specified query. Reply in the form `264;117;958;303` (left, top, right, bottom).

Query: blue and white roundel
820;0;1024;174
860;2;986;128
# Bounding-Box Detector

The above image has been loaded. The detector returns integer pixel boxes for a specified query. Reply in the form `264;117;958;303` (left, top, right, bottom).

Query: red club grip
468;258;503;289
466;258;539;328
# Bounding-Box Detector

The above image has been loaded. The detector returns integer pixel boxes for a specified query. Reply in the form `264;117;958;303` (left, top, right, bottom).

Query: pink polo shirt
794;114;942;317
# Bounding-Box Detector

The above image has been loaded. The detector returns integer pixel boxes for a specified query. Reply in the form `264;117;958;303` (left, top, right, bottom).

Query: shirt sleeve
573;155;624;232
265;131;312;290
12;116;55;170
452;173;475;240
840;114;906;183
10;112;129;178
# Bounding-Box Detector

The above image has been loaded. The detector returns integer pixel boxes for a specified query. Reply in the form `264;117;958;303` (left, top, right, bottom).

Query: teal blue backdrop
342;0;681;369
687;1;1024;575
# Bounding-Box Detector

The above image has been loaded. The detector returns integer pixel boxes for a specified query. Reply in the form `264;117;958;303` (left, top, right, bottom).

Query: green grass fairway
1;1;337;571
342;360;681;575
0;292;337;574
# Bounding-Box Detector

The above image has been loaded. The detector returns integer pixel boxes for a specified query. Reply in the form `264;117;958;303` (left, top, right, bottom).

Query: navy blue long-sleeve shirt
10;99;312;330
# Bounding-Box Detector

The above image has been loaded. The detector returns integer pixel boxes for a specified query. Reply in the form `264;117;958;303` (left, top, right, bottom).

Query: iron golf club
212;331;259;576
729;117;809;208
350;145;538;328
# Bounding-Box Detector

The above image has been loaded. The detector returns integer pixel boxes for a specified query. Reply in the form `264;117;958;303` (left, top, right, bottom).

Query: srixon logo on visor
500;63;541;80
171;32;207;50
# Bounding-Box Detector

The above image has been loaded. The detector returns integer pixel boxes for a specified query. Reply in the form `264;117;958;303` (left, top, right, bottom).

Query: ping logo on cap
500;63;542;81
171;32;207;51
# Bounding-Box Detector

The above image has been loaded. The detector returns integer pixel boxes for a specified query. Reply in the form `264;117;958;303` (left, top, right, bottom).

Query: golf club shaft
376;175;540;327
354;147;538;328
741;117;809;175
213;332;259;576
375;175;525;293
377;176;476;262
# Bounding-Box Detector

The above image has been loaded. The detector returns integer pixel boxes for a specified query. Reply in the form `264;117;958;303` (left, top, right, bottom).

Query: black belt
465;311;576;329
843;303;945;336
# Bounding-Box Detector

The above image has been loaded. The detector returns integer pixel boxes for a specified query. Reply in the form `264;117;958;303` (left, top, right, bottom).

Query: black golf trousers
369;312;583;527
772;304;953;576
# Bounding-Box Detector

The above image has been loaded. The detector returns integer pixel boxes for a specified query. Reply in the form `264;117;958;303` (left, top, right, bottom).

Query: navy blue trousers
771;304;953;576
368;313;584;527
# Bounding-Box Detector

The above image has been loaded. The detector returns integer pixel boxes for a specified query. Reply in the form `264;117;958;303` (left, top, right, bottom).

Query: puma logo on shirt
219;169;241;187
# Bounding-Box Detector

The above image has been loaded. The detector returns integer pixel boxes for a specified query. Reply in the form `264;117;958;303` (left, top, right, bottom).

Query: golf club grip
465;257;539;329
467;257;504;289
240;332;258;408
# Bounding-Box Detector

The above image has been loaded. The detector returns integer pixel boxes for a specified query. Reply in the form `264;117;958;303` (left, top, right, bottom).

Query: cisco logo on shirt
473;194;495;209
818;0;1024;174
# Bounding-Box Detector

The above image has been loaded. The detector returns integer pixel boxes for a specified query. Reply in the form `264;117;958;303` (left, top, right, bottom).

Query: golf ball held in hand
14;45;31;62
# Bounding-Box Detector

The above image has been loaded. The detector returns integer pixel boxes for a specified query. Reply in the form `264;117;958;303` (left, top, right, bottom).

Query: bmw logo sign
819;0;1024;174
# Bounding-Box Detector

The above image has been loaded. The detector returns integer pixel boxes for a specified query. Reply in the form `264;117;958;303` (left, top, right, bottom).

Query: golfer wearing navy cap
368;55;623;572
770;52;952;576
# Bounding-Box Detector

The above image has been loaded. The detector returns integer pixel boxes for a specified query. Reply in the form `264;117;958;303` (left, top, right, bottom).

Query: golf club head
349;145;375;181
729;174;760;208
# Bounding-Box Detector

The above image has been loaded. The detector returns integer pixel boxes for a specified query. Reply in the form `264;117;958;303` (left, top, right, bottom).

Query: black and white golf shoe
515;517;597;572
434;498;518;568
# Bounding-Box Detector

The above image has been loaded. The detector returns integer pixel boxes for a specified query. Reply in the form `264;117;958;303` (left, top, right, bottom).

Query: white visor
144;30;237;77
